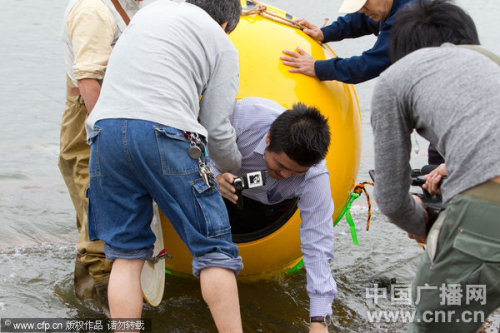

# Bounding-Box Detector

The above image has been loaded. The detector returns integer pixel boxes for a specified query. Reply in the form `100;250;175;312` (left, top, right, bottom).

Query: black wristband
310;315;331;326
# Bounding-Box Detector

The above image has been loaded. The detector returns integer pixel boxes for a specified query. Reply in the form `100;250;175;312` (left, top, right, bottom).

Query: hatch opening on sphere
225;196;299;243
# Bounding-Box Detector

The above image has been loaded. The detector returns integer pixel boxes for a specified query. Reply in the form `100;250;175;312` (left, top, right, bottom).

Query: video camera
233;170;267;209
369;169;444;232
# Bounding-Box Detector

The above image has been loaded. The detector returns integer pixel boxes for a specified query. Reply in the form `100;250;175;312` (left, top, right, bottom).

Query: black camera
234;170;267;191
233;170;267;209
368;169;444;233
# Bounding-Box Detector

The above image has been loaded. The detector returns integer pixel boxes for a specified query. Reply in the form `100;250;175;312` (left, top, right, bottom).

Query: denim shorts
87;119;242;277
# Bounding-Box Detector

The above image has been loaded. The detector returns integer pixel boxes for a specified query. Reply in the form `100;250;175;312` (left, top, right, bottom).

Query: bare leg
200;267;243;333
108;259;145;321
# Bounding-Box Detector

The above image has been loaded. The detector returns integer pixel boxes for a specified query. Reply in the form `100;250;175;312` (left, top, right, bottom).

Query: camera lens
234;178;244;191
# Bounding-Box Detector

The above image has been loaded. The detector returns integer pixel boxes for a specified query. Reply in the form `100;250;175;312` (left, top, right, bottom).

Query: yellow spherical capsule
157;1;361;281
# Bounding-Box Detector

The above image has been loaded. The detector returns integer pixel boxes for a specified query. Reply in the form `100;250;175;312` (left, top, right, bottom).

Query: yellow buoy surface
159;1;361;280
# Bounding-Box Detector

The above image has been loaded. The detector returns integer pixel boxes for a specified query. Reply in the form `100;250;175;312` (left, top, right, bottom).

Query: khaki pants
409;181;500;333
58;78;111;300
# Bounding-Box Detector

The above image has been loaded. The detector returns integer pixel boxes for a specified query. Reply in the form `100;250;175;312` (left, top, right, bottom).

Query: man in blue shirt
212;97;335;333
280;0;412;84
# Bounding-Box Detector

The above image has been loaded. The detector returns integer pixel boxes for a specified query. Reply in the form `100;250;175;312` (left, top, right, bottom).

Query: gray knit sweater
371;44;500;236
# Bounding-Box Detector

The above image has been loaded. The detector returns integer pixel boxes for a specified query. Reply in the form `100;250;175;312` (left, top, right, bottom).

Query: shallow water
0;0;498;332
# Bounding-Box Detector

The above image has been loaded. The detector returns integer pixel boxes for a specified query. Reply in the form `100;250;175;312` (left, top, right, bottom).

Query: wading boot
74;254;97;301
75;254;110;317
95;282;111;318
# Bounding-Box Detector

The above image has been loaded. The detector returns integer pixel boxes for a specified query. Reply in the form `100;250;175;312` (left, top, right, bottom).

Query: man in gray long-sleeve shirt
371;1;500;332
85;0;245;329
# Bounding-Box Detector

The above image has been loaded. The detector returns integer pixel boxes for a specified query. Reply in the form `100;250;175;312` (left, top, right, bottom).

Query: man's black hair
390;0;479;63
268;103;331;167
186;0;241;33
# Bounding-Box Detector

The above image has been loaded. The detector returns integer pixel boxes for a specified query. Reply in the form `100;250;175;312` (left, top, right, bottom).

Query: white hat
338;0;367;14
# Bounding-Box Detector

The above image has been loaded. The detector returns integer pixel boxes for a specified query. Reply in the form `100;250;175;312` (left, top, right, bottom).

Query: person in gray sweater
371;1;500;332
85;0;245;330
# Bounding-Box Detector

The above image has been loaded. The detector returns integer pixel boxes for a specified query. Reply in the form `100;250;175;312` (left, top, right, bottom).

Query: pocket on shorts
154;126;199;175
453;228;500;263
191;178;231;238
88;126;102;177
451;195;500;263
452;227;500;289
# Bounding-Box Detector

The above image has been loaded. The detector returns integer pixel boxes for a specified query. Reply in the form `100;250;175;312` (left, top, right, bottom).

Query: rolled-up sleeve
67;0;115;81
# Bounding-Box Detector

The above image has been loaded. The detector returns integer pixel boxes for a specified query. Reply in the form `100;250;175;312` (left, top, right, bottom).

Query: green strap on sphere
334;192;360;245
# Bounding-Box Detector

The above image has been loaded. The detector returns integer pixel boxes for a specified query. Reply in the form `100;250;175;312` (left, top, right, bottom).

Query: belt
463;179;500;205
67;86;80;96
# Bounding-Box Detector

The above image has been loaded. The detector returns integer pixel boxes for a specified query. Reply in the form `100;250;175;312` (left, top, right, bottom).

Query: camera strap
459;45;500;66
